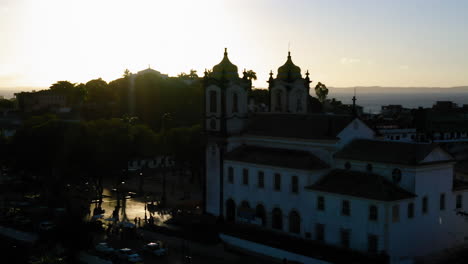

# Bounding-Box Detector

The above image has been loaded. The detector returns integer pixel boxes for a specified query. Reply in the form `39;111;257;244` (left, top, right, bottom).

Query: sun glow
12;0;245;87
1;0;468;89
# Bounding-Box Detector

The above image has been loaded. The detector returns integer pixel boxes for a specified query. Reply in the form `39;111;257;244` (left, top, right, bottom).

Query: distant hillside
328;87;468;113
329;86;468;94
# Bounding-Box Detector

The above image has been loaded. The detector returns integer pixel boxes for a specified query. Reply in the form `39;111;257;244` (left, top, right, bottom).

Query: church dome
277;52;302;80
212;48;239;80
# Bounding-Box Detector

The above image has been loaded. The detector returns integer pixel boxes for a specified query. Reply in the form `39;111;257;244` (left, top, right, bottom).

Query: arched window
275;91;282;111
256;204;266;226
232;93;239;113
291;176;299;193
369;205;378;221
226;199;236;222
392;168;402;183
296;97;302;112
210;119;216;130
209;91;217;112
289;210;301;234
345;162;351;170
227;167;234;183
272;208;283;230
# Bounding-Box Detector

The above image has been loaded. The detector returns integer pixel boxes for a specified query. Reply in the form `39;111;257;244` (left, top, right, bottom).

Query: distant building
134;67;168;79
15;90;68;113
204;50;468;263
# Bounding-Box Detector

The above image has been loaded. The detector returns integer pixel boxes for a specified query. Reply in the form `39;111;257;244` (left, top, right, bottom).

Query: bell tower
203;48;251;216
268;52;311;113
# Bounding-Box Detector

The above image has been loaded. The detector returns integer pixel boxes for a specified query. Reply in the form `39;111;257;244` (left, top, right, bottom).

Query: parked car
143;242;168;256
116;248;143;263
95;242;115;254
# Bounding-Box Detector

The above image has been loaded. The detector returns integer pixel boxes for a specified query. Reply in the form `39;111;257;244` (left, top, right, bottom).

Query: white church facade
204;49;468;263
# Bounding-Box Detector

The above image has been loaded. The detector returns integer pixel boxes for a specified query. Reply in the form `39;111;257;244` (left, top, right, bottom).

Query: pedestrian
138;217;141;227
134;217;137;226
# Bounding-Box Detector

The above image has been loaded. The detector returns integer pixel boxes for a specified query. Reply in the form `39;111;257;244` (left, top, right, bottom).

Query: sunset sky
1;0;467;89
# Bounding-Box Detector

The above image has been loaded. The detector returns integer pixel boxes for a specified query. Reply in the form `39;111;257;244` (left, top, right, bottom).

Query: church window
392;204;400;222
341;200;350;216
232;93;239;113
392;169;402;183
275;90;282;111
440;193;445;210
209;91;217;112
272;208;283;230
242;168;249;185
228;167;234;183
274;173;281;191
368;234;378;253
369;205;378;221
315;223;325;242
340;229;350;248
366;164;373;172
255;204;266;226
289;210;301;234
317;196;325;211
345;162;351;170
408;203;414;218
456;194;463;209
257;171;264;188
296;97;302;112
291;176;299;193
210;119;216;130
422;196;428;214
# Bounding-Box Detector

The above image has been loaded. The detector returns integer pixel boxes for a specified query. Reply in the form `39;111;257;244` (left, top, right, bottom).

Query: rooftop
224;145;329;171
334;139;451;165
245;113;354;140
306;169;416;201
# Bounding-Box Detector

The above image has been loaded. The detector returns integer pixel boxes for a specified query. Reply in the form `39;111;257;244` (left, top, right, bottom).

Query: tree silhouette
188;69;198;79
245;70;257;81
315;82;329;103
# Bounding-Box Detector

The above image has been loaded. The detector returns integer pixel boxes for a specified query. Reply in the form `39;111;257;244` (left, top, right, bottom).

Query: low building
15;90;68;113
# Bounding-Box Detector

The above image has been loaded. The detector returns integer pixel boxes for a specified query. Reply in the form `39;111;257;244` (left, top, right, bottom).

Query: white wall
223;160;328;234
305;191;389;253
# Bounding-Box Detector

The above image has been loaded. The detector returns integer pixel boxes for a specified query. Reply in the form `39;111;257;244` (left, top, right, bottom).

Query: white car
116;248;143;263
95;242;115;254
143;242;168;256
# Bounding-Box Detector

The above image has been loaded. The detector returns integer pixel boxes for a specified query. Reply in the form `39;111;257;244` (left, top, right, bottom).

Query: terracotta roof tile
245;113;354;140
225;145;329;171
306;169;416;201
334;139;448;165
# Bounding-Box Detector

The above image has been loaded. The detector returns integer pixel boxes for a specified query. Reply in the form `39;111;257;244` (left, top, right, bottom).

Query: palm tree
245;70;257;81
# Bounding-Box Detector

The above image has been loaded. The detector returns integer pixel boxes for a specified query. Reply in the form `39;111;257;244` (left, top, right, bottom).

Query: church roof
224;145;329;171
245;113;354;140
277;52;302;81
334;139;451;165
306;169;416;201
212;48;239;80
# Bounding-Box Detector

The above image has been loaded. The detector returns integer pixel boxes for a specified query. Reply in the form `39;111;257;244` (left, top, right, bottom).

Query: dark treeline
26;69;204;131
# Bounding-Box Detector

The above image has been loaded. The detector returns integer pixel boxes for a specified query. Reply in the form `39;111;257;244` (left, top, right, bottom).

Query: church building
203;49;468;264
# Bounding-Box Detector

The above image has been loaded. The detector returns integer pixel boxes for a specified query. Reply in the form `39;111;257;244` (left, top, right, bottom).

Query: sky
1;0;467;89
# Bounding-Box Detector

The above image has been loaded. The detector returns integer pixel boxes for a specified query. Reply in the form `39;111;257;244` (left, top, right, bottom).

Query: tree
315;82;329;103
123;69;132;78
244;70;257;81
188;69;198;79
50;80;75;91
